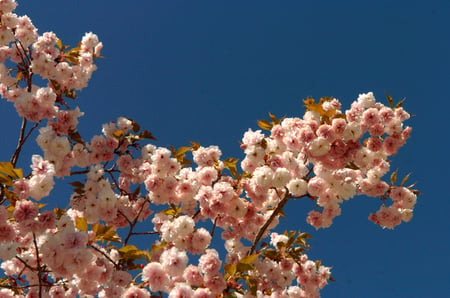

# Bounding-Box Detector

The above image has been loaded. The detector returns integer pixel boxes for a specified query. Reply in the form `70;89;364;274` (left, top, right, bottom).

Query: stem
131;231;158;236
10;120;39;167
211;216;218;238
32;233;43;298
123;198;151;245
248;192;290;255
90;244;119;269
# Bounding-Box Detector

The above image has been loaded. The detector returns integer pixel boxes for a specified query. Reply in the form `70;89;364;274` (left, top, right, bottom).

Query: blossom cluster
0;1;418;297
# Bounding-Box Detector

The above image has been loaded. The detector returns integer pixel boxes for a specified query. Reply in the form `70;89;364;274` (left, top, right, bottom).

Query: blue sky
2;0;449;297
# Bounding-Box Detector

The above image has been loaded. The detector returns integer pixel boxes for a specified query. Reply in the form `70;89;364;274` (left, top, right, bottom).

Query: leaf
56;38;63;50
118;244;150;262
244;276;258;296
3;188;18;205
400;173;412;186
0;162;21;179
170;146;191;165
0;173;12;187
113;130;124;138
386;93;394;107
390;168;398;185
159;206;181;217
303;97;323;114
268;112;278;123
75;217;88;231
240;254;258;264
92;223;121;243
224;263;237;279
190;141;201;151
139;130;156;141
69;181;84;188
223;157;239;176
151;241;168;254
262;248;280;261
53;207;66;219
130;119;140;133
237;262;253;273
69;131;85;145
395;98;405;108
64;88;77;99
257;119;272;131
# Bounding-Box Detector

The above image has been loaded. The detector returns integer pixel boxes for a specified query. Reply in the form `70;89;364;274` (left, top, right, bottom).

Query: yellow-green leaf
237;262;253;273
56;38;63;50
224;263;237;279
0;173;12;187
240;254;258;264
93;223;121;243
75;217;88;231
0;162;21;179
119;244;150;262
224;157;239;176
159;206;181;217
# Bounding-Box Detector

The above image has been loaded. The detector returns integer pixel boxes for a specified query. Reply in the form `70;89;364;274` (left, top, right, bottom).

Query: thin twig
10;120;39;167
32;233;43;298
248;193;290;255
90;244;119;269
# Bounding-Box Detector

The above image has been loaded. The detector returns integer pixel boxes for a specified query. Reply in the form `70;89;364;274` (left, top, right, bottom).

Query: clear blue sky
2;1;449;297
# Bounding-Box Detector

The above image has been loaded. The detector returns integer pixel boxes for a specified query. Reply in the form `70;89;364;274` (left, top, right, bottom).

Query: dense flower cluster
0;1;418;297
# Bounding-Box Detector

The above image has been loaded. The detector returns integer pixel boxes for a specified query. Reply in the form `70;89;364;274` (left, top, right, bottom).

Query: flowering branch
249;191;290;255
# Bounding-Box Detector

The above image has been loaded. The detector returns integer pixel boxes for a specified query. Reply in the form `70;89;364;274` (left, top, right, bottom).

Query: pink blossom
142;262;170;292
122;286;150;298
198;249;222;274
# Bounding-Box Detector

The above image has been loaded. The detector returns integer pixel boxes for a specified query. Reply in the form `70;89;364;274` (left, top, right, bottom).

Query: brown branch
90;244;119;269
123;198;151;245
211;216;218;238
10;120;39;167
32;233;43;298
248;192;290;255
